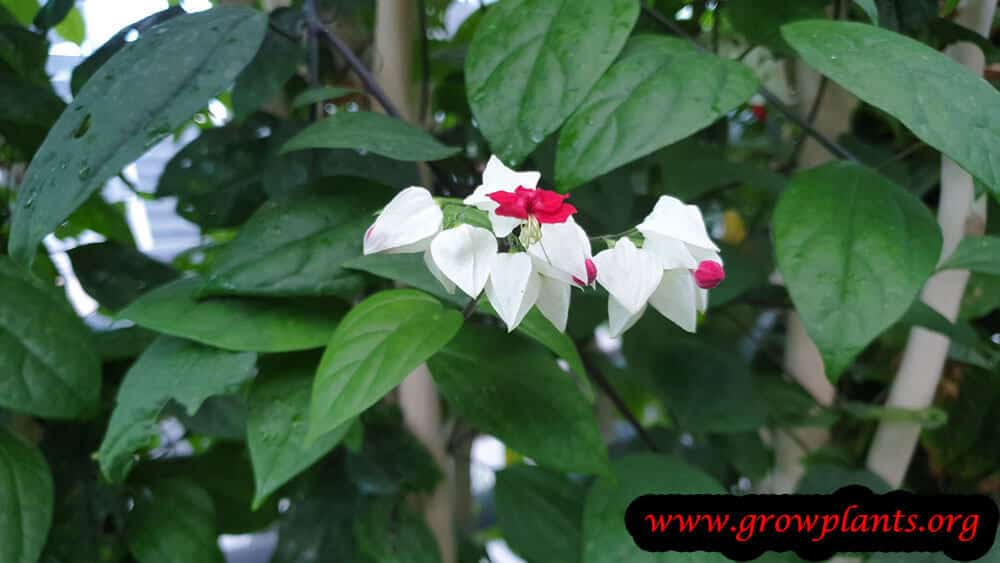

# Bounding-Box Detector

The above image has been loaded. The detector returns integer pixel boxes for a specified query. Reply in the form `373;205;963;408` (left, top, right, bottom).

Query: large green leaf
202;194;375;298
97;336;257;482
0;428;54;563
0;257;100;419
582;454;726;563
68;242;177;311
126;478;225;563
156;114;277;230
623;316;769;433
354;497;442;563
8;7;267;263
307;289;462;442
120;277;344;352
282;111;460;162
345;405;441;495
427;325;608;474
782;20;1000;201
939;236;1000;276
343;253;464;306
32;0;72;30
556;36;758;189
465;0;639;165
773;162;942;380
495;465;584;563
247;357;352;508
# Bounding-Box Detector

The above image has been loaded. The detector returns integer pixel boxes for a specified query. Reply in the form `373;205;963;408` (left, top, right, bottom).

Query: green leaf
354;497;442;563
120;277;344;352
291;86;359;109
924;368;1000;485
282;111;460;162
773;162;942;380
97;336;257;482
782;20;1000;201
0;70;64;127
873;0;936;35
32;0;72;30
796;464;891;494
8;7;267;263
343;253;465;306
928;18;1000;65
0;25;50;83
232;9;303;119
513;308;593;401
307;289;463;442
0;0;36;26
132;445;277;535
939;236;1000;276
69;7;185;95
495;465;584;563
248;356;352;509
556;36;758;189
656;141;787;202
127;478;225;563
465;0;639;165
202;194;376;298
582;454;726;563
55;192;135;246
0;257;101;419
623;316;769;432
960;273;1000;320
0;428;54;563
725;0;826;55
53;6;83;45
853;0;878;25
68;242;177;311
838;400;947;429
427;324;608;474
261;150;419;201
156;115;276;230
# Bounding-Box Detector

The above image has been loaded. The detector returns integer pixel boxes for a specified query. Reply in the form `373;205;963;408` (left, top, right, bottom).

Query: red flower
488;186;576;224
750;103;767;122
694;260;725;289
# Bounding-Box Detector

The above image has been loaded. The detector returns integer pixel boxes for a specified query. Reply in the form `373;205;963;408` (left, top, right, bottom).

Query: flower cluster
362;156;724;337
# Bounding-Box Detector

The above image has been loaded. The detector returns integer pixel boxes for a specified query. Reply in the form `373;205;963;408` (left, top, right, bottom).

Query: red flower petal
488;189;530;219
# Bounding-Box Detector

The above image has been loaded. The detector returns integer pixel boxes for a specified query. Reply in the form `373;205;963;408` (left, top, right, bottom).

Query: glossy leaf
282;111;460;162
68;242;177;311
291;86;359;109
465;0;639;164
495;465;584;563
202;194;376;298
53;7;83;45
127;478;225;563
354;497;442;563
343;253;465;306
427;325;608;474
939;236;1000;276
345;405;441;495
725;0;826;55
556;36;758;189
232;9;303;118
582;454;726;563
120;277;344;352
307;290;463;442
773;162;942;380
32;0;73;30
782;20;1000;201
0;257;100;419
8;7;267;263
248;357;352;508
0;428;54;563
97;336;257;482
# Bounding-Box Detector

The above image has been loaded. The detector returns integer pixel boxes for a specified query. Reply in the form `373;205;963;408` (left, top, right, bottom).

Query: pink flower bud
694;260;725;289
572;258;598;287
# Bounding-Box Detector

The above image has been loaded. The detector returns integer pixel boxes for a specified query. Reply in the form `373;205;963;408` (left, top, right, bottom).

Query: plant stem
580;351;662;453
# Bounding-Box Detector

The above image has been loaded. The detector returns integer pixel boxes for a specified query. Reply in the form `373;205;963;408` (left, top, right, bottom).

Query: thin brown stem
580;351;662;453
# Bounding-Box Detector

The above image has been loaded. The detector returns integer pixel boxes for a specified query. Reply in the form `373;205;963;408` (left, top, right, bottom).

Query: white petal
649;269;698;333
462;184;499;211
424;249;456;294
364;186;442;255
695;287;709;313
608;296;645;338
592;237;662;314
687;244;724;266
488;212;522;238
643;233;697;270
636;195;719;252
486;253;540;332
535;275;571;332
429;225;497;298
482;155;540;190
527;216;592;284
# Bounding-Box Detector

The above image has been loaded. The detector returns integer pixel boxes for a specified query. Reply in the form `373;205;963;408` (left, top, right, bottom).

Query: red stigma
694;260;725;289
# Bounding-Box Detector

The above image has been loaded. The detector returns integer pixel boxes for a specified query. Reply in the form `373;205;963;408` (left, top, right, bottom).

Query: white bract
429;224;497;298
463;155;541;238
637;195;723;266
593;237;662;338
527;216;594;286
363;186;442;255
